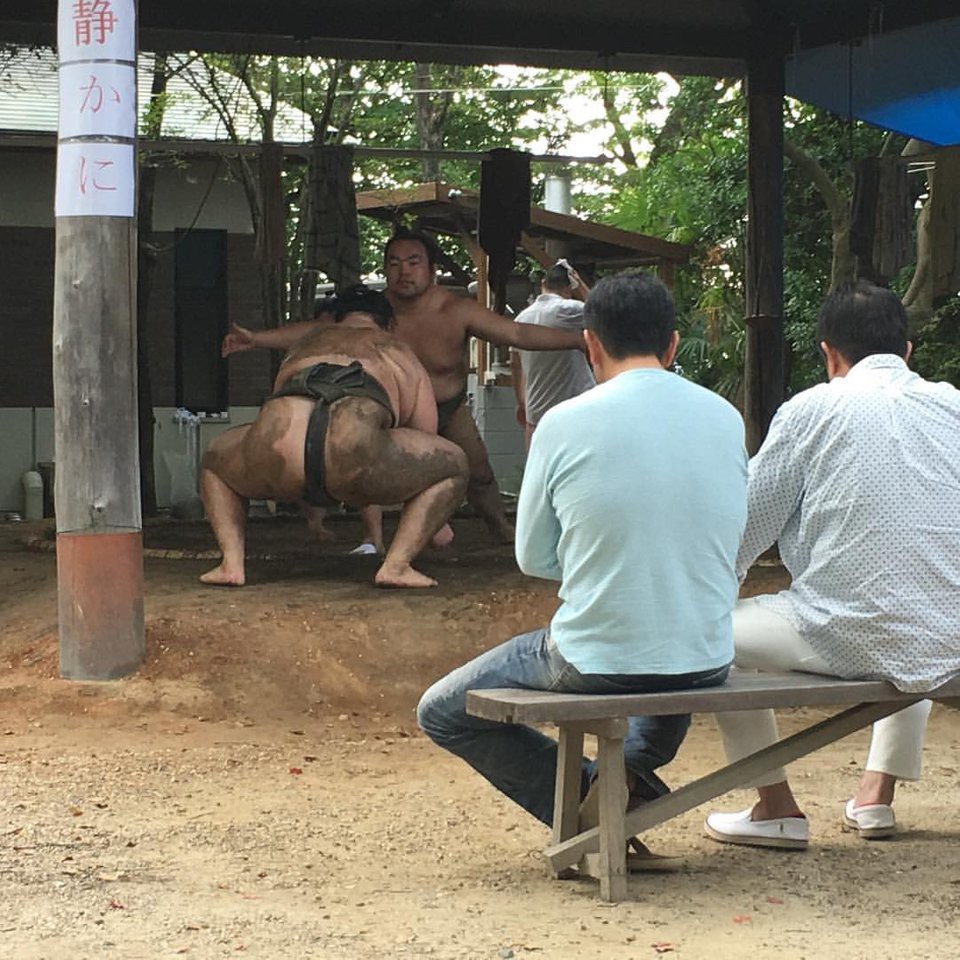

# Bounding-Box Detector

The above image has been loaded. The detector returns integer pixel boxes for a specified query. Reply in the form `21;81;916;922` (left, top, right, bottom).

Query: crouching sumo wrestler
199;285;468;588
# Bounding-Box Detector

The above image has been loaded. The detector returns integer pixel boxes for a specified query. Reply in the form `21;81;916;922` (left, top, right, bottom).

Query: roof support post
744;55;786;454
54;0;144;679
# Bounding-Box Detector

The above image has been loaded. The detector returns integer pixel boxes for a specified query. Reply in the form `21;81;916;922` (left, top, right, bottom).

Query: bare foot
852;770;896;808
304;515;337;542
429;524;454;550
374;563;437;589
490;521;515;545
199;563;245;587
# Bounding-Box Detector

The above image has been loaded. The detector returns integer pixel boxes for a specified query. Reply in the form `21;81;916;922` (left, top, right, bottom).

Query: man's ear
820;340;850;380
583;328;602;373
661;330;680;369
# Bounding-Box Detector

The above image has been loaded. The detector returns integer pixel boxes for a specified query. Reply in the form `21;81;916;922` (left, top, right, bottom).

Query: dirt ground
1;514;958;960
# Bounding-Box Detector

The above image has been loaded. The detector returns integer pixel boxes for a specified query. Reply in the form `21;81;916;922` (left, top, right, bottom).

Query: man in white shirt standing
706;280;960;850
511;263;596;448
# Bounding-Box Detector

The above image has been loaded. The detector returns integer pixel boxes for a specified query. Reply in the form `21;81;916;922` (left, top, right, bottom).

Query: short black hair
583;272;674;360
333;283;393;330
384;227;438;270
816;280;908;366
312;293;337;319
543;264;572;293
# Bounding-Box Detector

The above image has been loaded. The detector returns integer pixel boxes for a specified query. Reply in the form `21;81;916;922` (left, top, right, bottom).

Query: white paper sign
55;141;135;218
59;62;136;140
58;0;136;63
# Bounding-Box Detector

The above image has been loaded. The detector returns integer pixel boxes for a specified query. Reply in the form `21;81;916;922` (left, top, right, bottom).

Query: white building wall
0;406;260;514
0;151;252;233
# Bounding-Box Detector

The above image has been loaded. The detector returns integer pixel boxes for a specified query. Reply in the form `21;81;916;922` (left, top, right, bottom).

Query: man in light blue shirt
418;272;748;827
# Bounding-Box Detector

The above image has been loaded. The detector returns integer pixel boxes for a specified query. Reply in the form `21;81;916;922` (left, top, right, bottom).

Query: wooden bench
466;672;960;902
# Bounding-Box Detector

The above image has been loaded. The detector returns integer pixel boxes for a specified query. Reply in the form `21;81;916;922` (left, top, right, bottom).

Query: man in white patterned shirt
705;280;960;850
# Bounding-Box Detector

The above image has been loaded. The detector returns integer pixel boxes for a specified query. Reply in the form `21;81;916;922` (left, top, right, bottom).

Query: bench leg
552;724;585;852
545;698;918;875
596;726;628;902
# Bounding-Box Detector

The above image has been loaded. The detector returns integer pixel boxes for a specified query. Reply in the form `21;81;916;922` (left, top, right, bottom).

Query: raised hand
221;322;256;357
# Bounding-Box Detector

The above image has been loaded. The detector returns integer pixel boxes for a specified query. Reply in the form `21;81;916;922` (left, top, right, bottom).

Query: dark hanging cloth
479;148;531;313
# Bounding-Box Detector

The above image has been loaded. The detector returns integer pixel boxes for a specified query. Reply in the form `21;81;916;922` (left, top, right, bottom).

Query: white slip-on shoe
842;799;896;839
704;807;809;850
348;542;379;556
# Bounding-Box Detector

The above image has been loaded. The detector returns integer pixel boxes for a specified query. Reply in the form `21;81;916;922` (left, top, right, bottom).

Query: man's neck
387;284;437;314
601;355;666;380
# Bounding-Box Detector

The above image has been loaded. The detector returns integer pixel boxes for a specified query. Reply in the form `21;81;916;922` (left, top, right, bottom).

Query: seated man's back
741;354;960;689
704;281;960;850
519;365;747;675
418;271;747;829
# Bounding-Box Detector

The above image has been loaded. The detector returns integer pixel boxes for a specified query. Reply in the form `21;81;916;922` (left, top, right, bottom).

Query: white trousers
715;598;932;787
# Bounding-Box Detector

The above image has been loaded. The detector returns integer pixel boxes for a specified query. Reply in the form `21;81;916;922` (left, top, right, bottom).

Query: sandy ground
1;514;958;960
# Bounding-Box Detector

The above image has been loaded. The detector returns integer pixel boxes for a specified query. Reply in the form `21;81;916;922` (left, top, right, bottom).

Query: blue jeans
417;628;730;826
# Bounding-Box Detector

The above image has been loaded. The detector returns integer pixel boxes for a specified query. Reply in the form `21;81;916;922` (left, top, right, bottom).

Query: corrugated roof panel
0;47;311;141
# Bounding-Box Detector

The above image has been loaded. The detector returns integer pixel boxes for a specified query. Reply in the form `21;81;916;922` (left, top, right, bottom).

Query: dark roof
4;2;958;75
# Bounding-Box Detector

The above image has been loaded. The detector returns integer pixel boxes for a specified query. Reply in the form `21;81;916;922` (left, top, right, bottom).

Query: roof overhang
357;181;691;268
3;2;958;78
3;3;958;145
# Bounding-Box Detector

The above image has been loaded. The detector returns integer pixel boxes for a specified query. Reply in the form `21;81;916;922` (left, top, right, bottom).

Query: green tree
576;74;960;398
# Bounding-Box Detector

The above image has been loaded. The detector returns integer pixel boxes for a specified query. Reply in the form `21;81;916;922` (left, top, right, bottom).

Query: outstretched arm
221;318;327;357
464;300;584;352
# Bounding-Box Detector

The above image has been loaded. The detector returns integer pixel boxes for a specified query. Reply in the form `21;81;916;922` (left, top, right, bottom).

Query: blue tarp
787;16;960;146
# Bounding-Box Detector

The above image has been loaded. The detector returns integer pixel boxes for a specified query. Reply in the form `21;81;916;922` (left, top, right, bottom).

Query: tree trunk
602;85;638;168
414;63;455;182
783;137;853;290
304;144;361;290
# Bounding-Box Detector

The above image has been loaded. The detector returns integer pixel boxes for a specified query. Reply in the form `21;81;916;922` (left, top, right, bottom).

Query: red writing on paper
78;156;118;195
79;75;121;114
73;0;117;46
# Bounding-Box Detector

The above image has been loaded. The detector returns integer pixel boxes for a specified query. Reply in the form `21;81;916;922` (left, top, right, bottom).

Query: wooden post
659;259;675;289
476;254;489;384
744;56;786;454
54;0;144;679
458;225;491;383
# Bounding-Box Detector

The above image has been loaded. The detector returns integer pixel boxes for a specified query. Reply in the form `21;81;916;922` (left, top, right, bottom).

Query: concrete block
483;429;526;456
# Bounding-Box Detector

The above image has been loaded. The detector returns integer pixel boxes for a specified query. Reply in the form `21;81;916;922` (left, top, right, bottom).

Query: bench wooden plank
466;673;960;723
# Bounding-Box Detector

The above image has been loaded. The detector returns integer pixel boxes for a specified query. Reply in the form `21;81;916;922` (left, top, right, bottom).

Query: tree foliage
153;52;957;391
